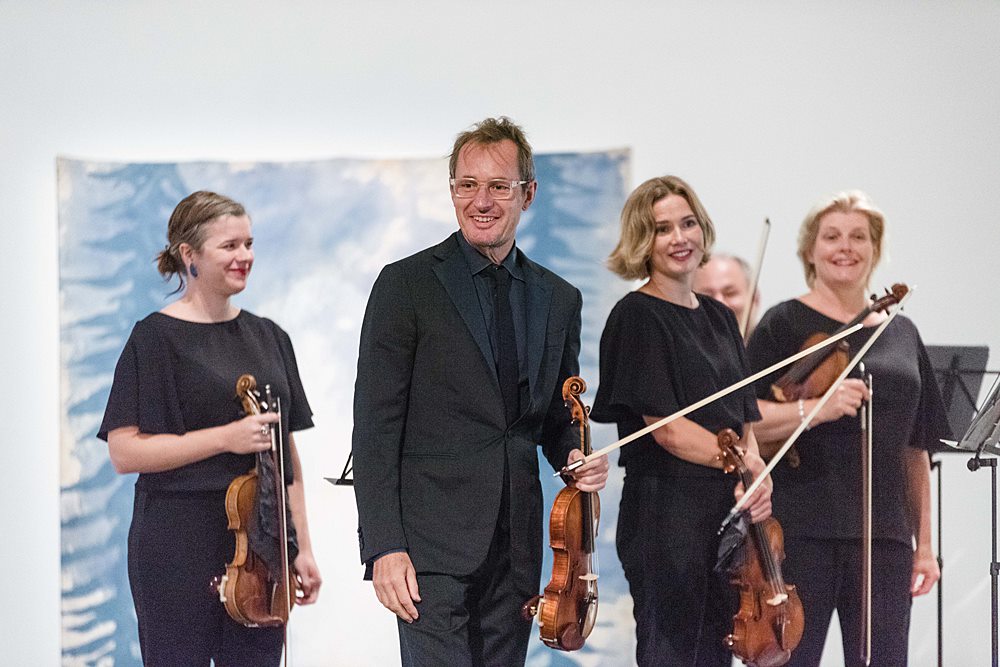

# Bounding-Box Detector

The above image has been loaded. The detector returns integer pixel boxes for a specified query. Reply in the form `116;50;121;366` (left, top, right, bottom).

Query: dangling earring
189;263;199;278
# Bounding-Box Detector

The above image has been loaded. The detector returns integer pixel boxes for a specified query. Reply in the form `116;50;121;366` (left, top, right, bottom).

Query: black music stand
927;345;991;666
928;345;991;449
946;371;1000;667
325;451;354;486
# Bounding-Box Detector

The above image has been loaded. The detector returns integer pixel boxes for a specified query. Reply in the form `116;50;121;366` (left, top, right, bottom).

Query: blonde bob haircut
607;175;716;281
797;190;885;287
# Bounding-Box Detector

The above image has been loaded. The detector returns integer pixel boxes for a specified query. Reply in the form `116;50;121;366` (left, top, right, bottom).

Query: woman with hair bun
98;191;321;666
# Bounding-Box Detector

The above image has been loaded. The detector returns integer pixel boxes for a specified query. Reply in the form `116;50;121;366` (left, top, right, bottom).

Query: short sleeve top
590;292;760;478
98;310;313;492
746;299;951;543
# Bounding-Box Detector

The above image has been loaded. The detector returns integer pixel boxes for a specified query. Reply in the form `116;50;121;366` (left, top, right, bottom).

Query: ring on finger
260;425;269;436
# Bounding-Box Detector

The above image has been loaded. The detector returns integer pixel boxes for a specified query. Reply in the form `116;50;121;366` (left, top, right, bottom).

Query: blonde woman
591;175;771;666
746;190;948;666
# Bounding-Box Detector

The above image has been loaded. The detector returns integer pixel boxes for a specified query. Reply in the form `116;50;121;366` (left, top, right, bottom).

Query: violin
717;428;804;667
522;376;600;651
765;284;907;466
772;284;906;402
211;374;297;628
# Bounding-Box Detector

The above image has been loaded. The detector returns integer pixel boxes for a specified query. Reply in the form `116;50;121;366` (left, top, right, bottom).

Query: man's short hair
449;116;535;182
709;253;753;287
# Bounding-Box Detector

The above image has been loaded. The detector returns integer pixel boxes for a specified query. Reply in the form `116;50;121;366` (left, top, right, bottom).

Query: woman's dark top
590;291;760;477
746;299;950;546
98;310;313;492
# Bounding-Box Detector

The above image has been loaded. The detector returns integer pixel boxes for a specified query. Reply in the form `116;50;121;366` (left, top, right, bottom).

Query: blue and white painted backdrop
58;151;634;666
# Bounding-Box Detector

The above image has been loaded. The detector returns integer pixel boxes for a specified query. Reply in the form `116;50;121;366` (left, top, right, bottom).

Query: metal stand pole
968;454;999;667
933;456;943;667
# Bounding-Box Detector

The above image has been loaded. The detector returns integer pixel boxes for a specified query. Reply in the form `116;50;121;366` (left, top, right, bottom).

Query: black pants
127;489;284;667
781;537;913;667
617;474;737;667
397;463;532;667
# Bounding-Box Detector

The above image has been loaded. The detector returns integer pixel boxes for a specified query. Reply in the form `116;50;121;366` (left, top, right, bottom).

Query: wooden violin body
214;467;296;627
211;374;296;628
718;428;804;667
522;376;599;651
771;332;849;403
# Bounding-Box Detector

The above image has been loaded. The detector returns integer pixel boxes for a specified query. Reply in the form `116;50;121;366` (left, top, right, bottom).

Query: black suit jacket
352;232;581;593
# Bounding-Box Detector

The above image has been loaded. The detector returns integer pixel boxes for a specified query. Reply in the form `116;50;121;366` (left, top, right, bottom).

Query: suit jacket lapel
432;234;496;378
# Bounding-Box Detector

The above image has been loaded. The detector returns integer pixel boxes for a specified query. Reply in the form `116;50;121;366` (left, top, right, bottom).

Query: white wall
2;1;999;664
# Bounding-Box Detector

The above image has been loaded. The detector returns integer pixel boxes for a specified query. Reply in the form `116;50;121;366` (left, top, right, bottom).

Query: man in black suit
352;117;609;665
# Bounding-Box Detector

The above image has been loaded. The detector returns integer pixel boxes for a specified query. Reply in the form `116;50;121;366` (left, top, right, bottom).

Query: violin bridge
765;592;788;606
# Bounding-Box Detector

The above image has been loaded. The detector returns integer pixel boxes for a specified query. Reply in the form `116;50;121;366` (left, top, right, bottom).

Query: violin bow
860;364;873;667
720;287;915;530
265;386;293;667
740;218;770;340
560;323;863;475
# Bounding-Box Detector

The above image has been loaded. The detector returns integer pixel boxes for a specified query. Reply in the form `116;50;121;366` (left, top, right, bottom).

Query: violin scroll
563;376;589;426
871;283;908;312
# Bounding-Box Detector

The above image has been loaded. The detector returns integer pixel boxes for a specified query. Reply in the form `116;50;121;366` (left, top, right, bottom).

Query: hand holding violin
218;412;280;455
811;378;871;424
733;447;773;524
566;449;609;492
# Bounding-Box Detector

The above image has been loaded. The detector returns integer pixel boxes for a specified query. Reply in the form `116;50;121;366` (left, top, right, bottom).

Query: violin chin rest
558;624;585;651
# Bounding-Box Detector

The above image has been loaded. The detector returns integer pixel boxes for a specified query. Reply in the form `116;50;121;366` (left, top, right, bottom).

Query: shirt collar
456;232;523;281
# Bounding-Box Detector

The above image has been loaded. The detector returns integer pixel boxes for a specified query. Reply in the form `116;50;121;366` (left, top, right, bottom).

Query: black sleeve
911;331;953;450
97;321;185;440
272;322;314;433
351;263;416;563
725;306;762;422
746;306;793;401
540;286;583;472
592;299;681;422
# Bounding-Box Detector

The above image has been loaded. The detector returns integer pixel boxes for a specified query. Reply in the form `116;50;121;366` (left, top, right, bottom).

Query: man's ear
521;181;537;211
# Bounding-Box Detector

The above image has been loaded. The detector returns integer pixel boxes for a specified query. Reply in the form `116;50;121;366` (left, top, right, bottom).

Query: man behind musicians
693;253;761;339
352;117;609;665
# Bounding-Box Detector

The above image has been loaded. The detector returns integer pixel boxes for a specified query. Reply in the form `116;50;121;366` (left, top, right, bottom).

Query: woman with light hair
591;175;772;666
746;190;949;666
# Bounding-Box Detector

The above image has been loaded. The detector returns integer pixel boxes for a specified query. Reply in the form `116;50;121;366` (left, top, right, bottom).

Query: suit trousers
397;466;533;666
127;489;284;667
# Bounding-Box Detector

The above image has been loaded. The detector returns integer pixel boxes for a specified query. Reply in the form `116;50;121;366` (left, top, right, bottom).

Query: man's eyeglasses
450;178;529;200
